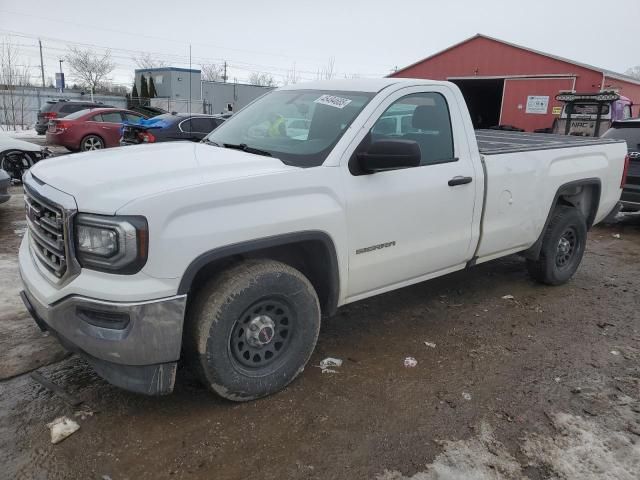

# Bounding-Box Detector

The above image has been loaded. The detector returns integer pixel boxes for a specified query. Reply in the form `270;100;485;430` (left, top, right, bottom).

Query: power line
0;28;387;78
0;8;382;69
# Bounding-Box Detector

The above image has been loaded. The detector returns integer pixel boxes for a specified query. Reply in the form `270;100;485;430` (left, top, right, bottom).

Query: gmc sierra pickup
19;78;629;400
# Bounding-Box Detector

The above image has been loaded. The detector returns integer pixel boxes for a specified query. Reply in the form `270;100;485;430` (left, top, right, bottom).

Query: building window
155;75;163;85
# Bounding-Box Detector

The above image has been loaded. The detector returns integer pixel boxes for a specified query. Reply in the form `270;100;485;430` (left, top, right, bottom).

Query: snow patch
522;412;640;480
377;422;521;480
377;412;640;480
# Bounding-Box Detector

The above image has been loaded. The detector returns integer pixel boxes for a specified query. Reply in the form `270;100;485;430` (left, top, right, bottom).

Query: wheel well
556;182;600;229
181;235;339;316
523;179;600;260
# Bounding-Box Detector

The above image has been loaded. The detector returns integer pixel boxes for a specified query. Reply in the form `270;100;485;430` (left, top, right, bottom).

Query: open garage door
450;78;504;129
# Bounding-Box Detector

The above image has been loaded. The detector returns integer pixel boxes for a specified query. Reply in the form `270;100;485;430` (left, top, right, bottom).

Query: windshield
204;89;374;167
64;109;94;120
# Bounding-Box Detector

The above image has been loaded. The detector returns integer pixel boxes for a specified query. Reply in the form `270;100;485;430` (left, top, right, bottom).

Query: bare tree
133;52;166;69
66;46;115;95
316;57;335;81
283;63;300;85
201;63;225;82
0;38;32;130
248;72;276;87
625;66;640;80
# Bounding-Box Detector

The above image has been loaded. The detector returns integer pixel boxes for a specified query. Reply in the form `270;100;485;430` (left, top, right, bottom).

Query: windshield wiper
202;138;222;147
223;143;272;157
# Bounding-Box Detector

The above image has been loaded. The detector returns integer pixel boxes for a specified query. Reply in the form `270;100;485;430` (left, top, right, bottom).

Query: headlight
74;214;148;274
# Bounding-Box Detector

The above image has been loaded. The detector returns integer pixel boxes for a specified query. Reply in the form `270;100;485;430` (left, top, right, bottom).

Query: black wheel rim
229;298;293;370
556;227;577;268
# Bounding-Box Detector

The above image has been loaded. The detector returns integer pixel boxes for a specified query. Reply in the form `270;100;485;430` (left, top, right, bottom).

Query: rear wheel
187;259;321;401
80;135;104;151
527;205;587;285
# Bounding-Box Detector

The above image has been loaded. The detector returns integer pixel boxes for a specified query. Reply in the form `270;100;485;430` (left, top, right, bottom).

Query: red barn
390;34;640;132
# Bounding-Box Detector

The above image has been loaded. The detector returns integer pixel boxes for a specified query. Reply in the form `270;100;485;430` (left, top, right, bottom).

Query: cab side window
370;93;455;166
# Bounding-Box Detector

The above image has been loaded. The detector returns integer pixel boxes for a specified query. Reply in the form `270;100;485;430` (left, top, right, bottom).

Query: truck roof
476;130;625;155
279;78;448;93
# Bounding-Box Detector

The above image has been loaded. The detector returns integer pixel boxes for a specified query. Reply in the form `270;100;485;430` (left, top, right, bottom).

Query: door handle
448;176;473;187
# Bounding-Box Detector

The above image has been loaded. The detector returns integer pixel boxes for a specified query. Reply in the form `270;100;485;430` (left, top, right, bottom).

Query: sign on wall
526;95;549;114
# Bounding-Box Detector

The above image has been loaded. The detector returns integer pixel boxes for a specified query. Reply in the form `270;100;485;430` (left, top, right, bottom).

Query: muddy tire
187;259;321;401
527;205;587;285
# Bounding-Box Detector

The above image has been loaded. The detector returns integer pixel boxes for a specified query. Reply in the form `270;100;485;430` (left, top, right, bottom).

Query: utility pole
223;61;227;83
38;39;45;87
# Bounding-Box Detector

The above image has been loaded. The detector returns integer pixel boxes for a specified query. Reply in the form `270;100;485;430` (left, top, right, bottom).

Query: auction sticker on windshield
314;94;352;109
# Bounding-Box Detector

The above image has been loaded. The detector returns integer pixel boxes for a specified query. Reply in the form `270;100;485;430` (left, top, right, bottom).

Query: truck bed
476;130;624;155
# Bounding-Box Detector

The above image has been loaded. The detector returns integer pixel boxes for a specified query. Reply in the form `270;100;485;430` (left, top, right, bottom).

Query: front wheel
527;205;587;285
81;135;104;151
187;259;321;401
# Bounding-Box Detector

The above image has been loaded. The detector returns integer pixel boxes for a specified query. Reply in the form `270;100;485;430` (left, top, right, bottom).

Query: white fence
0;86;127;130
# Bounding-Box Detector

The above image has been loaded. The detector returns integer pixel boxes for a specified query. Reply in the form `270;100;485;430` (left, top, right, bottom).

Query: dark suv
603;120;640;211
35;99;114;134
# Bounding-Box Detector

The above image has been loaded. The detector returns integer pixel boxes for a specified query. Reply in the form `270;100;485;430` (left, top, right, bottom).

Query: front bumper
20;285;187;395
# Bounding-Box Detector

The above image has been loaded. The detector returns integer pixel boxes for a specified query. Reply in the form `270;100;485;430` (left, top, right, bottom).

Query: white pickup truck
19;78;628;400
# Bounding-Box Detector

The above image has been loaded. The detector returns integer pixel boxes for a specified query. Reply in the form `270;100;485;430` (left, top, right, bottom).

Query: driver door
343;86;480;300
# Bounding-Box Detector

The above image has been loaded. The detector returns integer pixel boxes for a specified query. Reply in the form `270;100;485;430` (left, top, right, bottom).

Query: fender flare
523;178;601;260
177;231;340;314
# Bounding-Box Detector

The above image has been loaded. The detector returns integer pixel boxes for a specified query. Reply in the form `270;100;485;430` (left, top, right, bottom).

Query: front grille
24;188;68;278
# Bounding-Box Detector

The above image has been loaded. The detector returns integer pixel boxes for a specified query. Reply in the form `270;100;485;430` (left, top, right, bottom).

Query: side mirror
357;139;421;173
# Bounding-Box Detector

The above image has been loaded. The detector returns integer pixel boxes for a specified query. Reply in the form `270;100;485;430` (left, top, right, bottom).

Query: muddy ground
0;184;638;480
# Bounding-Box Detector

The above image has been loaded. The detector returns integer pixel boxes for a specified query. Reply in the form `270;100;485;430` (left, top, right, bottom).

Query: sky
1;0;639;88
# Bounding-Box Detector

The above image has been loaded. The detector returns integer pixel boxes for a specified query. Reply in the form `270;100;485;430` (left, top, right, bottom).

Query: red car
46;108;146;152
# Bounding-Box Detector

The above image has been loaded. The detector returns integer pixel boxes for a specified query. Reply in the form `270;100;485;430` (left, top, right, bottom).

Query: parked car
120;113;227;145
0;133;52;181
46;108;146;152
35;99;114;135
0;169;10;204
19;79;627;399
602;119;640;211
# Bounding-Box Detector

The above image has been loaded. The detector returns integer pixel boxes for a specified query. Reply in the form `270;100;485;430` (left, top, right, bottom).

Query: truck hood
30;142;294;214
